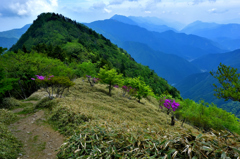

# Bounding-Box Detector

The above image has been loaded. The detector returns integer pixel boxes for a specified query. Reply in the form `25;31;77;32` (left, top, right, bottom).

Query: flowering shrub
164;99;180;112
31;75;74;98
159;96;180;126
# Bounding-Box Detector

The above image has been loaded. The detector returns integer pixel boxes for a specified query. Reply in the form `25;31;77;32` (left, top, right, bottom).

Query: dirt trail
9;101;65;159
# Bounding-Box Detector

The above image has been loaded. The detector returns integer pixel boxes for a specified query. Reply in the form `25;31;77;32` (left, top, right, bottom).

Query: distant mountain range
119;41;200;84
192;49;240;71
0;24;31;39
0;24;31;49
0;37;18;49
111;15;178;33
128;16;185;30
181;21;240;51
85;18;226;60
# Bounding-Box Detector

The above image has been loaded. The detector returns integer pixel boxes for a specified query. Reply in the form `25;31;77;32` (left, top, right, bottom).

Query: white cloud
104;8;112;13
208;8;228;14
0;0;58;17
91;1;106;10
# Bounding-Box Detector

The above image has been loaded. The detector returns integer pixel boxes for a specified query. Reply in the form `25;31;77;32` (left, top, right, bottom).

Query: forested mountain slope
9;13;180;98
120;41;200;84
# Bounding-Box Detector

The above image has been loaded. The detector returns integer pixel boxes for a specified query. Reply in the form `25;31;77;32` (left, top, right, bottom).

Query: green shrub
0;109;17;124
0;123;22;159
35;97;57;109
0;97;21;109
175;99;240;134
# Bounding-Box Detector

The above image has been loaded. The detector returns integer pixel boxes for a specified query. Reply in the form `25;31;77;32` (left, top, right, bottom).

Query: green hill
9;12;180;98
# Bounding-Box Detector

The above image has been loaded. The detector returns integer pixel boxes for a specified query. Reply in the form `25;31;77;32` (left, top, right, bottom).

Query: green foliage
123;77;153;102
0;97;22;109
98;66;123;96
0;47;7;55
0;109;22;159
74;61;97;77
8;12;181;99
176;99;240;134
210;63;240;102
34;75;75;98
0;108;18;124
0;67;17;104
35;96;58;110
0;51;74;99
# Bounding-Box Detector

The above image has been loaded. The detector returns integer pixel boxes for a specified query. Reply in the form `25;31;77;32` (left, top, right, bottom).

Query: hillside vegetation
9;13;180;98
0;13;240;158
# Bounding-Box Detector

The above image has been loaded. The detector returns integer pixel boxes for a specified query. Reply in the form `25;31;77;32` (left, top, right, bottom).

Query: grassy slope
2;78;240;158
49;78;195;133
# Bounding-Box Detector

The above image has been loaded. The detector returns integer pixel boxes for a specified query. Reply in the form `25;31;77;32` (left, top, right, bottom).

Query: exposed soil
9;101;65;159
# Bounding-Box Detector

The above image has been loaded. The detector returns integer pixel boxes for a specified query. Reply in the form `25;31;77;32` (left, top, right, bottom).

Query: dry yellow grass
49;78;200;135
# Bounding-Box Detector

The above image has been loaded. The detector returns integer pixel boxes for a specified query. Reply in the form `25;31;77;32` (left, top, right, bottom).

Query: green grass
0;109;22;159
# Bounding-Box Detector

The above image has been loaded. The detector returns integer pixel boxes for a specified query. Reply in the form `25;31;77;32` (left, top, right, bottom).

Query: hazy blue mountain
110;15;138;26
110;15;177;33
190;23;240;40
181;21;219;34
0;37;18;49
182;21;240;50
119;41;200;84
0;24;31;39
0;24;31;49
192;49;240;71
129;16;185;30
213;37;240;51
85;19;225;60
111;15;177;33
175;72;240;117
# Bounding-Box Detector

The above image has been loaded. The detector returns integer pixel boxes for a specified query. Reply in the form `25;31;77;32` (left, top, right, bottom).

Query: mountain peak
110;14;137;26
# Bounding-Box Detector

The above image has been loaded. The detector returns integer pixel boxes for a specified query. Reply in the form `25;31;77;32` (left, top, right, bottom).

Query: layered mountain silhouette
182;21;240;50
119;41;200;83
111;15;178;33
192;49;240;71
85;19;226;60
0;24;31;49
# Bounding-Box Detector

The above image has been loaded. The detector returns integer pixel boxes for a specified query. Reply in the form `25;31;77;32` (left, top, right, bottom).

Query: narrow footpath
8;101;65;159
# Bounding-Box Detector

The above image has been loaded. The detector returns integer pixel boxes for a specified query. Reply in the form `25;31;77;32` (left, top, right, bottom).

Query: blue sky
0;0;240;31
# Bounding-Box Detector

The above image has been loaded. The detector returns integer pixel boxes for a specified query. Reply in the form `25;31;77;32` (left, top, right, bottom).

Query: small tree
32;75;75;98
210;63;240;102
97;66;123;96
75;61;97;78
123;77;153;103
